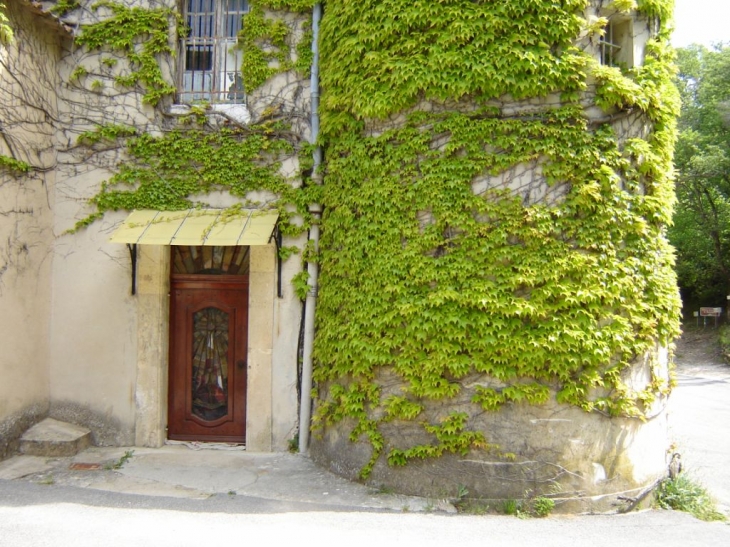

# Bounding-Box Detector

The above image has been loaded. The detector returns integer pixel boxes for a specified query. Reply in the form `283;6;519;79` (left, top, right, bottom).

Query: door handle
237;360;246;370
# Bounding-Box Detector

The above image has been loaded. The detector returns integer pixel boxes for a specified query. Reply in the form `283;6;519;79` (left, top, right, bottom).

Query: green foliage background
669;44;730;307
312;0;681;477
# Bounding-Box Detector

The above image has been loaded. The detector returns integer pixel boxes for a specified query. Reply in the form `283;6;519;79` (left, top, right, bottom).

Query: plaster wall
0;1;59;458
271;235;306;450
2;0;308;451
45;0;163;444
134;245;170;447
48;214;138;445
246;245;276;451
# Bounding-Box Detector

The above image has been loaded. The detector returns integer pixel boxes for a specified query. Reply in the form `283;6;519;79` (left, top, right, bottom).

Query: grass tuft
654;475;726;522
718;324;730;362
531;496;555;517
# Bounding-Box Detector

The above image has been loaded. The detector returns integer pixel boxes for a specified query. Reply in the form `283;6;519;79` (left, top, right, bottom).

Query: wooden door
168;275;248;442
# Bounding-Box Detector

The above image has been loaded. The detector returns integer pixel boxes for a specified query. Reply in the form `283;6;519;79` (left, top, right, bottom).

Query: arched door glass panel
191;307;230;421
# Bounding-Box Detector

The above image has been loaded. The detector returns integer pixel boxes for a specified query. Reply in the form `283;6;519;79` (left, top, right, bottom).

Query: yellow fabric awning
109;209;279;246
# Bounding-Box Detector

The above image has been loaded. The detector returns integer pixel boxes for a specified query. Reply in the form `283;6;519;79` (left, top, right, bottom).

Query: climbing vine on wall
73;120;316;234
58;0;317;231
49;0;681;480
240;0;316;92
319;0;589;125
0;155;31;174
240;4;292;92
0;2;13;45
312;0;680;478
72;1;180;106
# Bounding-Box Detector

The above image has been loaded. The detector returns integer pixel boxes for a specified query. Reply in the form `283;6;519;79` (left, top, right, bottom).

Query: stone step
19;418;92;457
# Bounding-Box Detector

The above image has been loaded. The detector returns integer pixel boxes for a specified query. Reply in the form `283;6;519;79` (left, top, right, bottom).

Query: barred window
179;0;248;104
599;17;632;68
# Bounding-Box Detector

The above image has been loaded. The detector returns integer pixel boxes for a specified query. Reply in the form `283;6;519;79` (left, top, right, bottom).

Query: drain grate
68;463;102;470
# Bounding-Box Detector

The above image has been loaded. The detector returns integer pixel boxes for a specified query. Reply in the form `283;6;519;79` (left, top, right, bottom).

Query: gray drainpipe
298;2;323;454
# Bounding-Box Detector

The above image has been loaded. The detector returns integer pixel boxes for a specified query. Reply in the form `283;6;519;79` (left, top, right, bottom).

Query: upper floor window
599;16;635;68
179;0;249;104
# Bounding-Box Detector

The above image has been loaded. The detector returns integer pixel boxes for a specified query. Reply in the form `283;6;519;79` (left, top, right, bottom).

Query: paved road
0;480;729;547
1;329;729;546
670;329;730;513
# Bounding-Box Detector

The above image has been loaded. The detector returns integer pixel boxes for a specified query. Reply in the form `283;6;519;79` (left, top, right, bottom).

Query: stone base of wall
310;399;670;513
50;401;134;447
0;403;48;461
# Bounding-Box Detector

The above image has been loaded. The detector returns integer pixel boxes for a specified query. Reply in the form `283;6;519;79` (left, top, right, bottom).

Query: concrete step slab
19;418;91;457
0;455;54;480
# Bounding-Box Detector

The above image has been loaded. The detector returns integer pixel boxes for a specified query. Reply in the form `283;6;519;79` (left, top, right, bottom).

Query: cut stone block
20;418;92;457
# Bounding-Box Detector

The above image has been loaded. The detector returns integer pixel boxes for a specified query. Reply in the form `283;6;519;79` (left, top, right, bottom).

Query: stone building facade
1;0;310;457
1;0;678;511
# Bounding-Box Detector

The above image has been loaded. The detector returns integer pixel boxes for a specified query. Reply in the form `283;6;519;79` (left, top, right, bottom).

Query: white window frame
178;0;249;104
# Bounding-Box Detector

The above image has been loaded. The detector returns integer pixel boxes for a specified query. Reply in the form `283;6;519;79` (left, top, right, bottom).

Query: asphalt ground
1;328;729;545
0;481;729;547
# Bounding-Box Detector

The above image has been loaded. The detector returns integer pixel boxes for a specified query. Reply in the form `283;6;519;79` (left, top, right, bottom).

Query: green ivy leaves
319;0;589;122
74;124;307;232
0;155;31;174
313;0;680;477
387;413;494;467
472;383;551;412
74;2;179;105
77;124;137;145
240;1;315;92
0;2;13;45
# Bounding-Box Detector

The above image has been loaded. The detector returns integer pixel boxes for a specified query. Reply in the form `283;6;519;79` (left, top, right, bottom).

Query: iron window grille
599;17;632;68
600;21;620;66
178;0;249;104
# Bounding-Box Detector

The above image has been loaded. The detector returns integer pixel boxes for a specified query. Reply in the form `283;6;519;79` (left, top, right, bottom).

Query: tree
670;44;730;307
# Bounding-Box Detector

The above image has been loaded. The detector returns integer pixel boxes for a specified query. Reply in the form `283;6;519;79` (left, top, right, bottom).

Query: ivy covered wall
310;0;681;507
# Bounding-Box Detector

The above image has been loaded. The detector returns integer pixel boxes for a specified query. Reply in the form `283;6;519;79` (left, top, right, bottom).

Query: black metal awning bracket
127;243;138;296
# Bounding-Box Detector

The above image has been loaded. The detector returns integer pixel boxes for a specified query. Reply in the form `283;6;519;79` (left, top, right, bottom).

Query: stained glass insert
192;307;230;421
173;245;250;275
